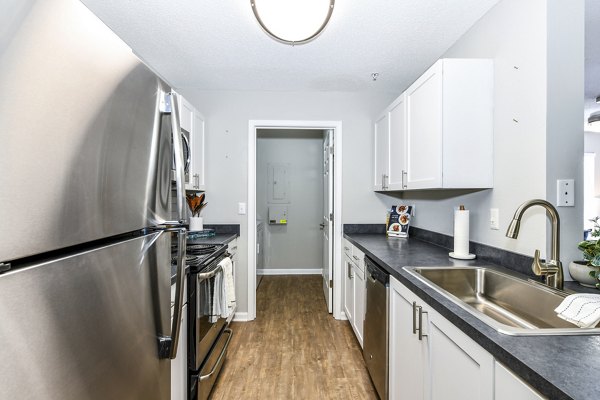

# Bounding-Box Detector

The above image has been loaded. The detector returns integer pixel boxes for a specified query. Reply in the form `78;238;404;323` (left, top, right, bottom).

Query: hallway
210;275;378;399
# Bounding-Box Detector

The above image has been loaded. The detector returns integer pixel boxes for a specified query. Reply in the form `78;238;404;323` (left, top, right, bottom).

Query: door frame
247;120;344;321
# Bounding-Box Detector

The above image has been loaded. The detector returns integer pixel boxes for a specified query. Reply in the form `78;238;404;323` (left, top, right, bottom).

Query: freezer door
0;0;174;262
0;231;171;400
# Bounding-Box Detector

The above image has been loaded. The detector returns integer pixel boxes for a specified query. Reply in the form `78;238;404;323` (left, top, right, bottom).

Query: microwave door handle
170;93;186;224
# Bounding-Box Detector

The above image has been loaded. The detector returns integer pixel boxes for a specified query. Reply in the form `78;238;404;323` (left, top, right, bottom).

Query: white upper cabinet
374;58;493;191
387;95;408;190
373;113;389;190
191;112;206;191
176;94;206;191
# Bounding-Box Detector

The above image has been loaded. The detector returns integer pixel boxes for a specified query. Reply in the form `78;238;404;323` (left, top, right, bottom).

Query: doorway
247;120;343;321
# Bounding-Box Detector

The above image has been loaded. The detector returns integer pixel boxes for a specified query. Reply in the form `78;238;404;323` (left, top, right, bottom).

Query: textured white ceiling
80;0;500;93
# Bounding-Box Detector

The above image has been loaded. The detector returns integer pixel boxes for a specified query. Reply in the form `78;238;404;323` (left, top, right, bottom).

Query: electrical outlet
490;208;500;230
238;202;247;215
557;179;574;207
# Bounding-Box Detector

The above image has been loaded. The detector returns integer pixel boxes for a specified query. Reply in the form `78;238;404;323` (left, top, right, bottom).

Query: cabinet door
191;112;205;190
428;307;494;400
344;258;354;324
495;362;546;400
170;303;188;400
406;61;443;189
353;263;365;347
389;277;427;400
373;113;389;190
387;95;407;190
178;96;193;134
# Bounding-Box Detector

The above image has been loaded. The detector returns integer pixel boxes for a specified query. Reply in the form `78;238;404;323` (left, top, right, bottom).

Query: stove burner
187;244;219;256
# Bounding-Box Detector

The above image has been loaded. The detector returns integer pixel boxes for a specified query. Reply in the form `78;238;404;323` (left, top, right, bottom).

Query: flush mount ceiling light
250;0;335;45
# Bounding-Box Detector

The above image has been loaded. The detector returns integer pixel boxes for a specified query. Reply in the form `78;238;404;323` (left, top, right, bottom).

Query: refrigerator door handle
170;92;187;224
158;227;187;359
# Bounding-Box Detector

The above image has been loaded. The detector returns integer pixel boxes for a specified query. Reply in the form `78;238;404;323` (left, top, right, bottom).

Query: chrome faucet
505;199;563;289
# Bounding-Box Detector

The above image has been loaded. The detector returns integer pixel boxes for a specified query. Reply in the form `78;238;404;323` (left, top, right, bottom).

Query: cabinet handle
381;174;385;190
402;170;408;189
344;246;350;251
412;301;417;334
383;174;389;190
418;306;428;341
347;262;353;279
194;173;200;188
352;255;360;261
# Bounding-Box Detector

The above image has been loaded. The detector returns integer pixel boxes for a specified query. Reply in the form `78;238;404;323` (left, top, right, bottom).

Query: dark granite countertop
345;233;600;400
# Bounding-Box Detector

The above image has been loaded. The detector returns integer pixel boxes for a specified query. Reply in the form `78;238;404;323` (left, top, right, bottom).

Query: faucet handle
532;249;559;277
531;249;543;276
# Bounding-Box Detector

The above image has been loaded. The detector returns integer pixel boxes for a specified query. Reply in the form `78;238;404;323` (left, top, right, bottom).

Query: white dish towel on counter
554;293;600;328
212;256;236;319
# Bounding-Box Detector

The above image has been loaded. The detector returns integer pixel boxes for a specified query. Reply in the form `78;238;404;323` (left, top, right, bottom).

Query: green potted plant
573;217;600;288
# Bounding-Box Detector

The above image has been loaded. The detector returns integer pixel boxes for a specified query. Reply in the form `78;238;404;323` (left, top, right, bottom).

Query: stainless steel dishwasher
363;256;389;400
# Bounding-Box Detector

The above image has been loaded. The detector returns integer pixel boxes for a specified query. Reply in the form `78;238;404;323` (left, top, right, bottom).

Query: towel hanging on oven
212;256;236;318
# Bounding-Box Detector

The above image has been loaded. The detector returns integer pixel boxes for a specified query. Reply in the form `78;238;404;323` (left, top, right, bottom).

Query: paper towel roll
453;208;470;256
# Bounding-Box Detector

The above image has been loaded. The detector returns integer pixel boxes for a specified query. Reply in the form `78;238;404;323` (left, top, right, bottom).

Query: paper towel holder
449;205;476;260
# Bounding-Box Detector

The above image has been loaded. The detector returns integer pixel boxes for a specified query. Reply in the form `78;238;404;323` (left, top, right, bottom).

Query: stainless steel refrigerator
0;0;188;398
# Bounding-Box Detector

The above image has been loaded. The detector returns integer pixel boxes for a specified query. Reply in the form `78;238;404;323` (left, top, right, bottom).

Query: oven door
194;328;233;400
188;262;228;371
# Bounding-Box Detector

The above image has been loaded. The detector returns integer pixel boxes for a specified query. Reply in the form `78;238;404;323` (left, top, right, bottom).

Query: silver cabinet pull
352;255;360;261
347;262;353;279
418;305;428;341
169;93;186;224
412;301;418;334
402;170;408;189
344;246;350;251
194;173;200;188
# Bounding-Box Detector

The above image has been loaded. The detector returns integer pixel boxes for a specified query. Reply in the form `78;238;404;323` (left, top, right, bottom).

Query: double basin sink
404;266;600;335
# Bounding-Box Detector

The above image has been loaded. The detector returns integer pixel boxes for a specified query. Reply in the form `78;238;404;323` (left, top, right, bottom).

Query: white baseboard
233;312;250;322
339;311;348;321
257;268;323;275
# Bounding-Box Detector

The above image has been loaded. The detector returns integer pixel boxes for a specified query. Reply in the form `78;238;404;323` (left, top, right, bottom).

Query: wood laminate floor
210;275;378;399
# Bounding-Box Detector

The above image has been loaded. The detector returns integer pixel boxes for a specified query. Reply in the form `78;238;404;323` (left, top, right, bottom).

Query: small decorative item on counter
186;193;208;232
386;205;412;238
573;216;600;288
449;205;476;260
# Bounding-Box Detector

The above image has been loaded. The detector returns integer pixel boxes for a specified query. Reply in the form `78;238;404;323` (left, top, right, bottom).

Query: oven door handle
196;264;224;282
199;328;233;382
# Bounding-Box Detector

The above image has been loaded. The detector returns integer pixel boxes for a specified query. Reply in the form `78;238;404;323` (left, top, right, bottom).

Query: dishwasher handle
365;256;389;285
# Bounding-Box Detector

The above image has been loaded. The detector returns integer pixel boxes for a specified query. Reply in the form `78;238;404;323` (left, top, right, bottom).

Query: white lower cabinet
343;250;366;348
495;361;546;400
170;302;188;400
352;261;365;346
390;276;546;400
344;255;354;323
389;276;428;400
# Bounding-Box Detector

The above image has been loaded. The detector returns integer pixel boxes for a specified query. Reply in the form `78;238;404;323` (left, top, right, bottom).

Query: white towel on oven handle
219;256;236;318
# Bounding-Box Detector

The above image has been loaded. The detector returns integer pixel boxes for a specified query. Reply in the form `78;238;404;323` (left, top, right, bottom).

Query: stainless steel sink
403;266;600;336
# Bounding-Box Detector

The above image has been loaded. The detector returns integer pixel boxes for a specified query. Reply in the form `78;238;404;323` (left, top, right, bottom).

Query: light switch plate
238;202;247;215
557;179;574;207
490;208;499;230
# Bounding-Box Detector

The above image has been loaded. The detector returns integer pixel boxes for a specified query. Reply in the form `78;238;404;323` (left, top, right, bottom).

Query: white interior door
322;130;334;313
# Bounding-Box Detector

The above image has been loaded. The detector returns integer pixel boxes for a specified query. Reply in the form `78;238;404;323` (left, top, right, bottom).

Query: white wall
257;130;324;271
379;0;584;273
178;90;396;314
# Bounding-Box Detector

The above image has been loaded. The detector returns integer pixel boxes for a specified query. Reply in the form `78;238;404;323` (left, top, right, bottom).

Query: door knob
319;223;325;230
